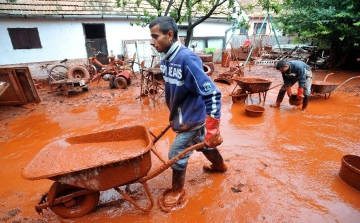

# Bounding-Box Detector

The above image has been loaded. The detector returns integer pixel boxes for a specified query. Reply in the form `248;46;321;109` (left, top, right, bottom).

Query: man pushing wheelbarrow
149;16;227;212
21;16;227;219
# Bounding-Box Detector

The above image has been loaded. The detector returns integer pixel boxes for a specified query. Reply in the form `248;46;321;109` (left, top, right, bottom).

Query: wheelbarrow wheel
47;182;100;219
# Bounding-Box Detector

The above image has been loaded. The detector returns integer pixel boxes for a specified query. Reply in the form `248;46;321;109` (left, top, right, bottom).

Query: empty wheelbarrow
230;77;282;103
311;73;360;99
21;125;205;219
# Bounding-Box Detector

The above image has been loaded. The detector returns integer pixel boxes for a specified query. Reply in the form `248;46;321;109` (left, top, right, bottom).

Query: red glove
204;115;223;147
297;88;304;99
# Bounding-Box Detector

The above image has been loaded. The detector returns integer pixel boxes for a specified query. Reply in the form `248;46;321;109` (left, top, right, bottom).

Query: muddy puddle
0;64;359;223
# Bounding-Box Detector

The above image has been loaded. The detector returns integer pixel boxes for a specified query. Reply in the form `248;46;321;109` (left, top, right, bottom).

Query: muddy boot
270;89;286;107
202;149;227;173
302;95;310;111
159;169;186;211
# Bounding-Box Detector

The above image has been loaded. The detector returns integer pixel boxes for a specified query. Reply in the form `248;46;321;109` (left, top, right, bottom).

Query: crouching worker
270;60;313;111
148;16;227;212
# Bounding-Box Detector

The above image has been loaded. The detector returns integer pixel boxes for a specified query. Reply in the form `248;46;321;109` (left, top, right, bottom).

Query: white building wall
0;17;231;77
192;21;230;37
0;18;85;65
0;18;152;65
103;19;151;57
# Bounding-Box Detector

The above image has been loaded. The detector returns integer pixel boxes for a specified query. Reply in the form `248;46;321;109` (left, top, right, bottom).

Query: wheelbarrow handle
151;124;171;144
266;83;283;91
114;182;154;212
323;73;334;82
137;142;206;183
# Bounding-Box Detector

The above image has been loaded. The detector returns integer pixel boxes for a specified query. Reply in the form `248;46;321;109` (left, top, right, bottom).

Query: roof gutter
0;14;232;23
0;14;140;20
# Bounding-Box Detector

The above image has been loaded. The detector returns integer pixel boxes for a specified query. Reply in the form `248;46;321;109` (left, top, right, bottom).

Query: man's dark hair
149;16;178;41
275;60;288;70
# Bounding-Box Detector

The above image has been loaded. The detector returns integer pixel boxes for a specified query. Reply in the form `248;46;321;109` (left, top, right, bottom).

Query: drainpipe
224;23;238;51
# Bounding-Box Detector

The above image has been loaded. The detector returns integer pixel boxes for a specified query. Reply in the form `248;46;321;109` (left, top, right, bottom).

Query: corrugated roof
0;0;230;19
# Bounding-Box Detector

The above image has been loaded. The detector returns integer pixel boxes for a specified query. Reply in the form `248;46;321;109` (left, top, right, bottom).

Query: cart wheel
67;66;90;82
49;65;68;83
47;182;100;219
114;76;127;89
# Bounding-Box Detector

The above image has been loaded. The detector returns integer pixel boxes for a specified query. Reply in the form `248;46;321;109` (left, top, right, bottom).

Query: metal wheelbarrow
311;73;360;99
230;77;281;103
21;125;205;218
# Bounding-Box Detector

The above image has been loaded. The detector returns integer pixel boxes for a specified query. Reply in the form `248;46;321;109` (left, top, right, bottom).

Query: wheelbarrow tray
21;125;153;191
311;81;338;94
232;77;272;93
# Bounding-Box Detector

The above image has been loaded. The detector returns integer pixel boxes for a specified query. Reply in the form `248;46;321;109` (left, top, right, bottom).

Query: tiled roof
0;0;230;19
0;0;144;16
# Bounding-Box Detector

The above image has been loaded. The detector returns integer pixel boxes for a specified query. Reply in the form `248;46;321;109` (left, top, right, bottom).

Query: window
253;23;267;35
239;26;247;34
178;25;188;37
8;28;42;49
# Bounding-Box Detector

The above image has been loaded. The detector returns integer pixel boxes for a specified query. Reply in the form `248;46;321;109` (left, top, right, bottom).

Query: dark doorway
83;23;109;67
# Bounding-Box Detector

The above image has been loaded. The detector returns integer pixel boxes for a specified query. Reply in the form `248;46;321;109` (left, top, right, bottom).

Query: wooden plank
0;68;27;106
0;82;10;96
13;67;41;103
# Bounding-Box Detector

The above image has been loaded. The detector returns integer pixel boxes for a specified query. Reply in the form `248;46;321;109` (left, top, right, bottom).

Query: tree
276;0;360;69
115;0;235;47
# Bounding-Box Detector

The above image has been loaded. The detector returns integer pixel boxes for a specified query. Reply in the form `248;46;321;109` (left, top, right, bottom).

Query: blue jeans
169;127;209;171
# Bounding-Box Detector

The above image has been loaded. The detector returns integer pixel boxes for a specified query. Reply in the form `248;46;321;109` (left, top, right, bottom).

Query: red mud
0;62;360;223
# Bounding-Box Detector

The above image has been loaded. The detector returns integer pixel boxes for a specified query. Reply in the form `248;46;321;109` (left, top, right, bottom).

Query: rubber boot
270;89;286;107
202;149;227;173
162;169;186;207
276;89;286;105
302;95;310;111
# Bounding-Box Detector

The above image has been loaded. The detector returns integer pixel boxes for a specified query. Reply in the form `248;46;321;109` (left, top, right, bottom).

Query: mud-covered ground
1;62;360;223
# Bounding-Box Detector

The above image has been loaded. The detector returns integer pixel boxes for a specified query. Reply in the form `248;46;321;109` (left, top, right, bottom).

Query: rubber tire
203;64;212;76
114;76;127;89
67;65;90;82
204;62;214;72
47;182;100;219
49;65;68;83
109;75;117;89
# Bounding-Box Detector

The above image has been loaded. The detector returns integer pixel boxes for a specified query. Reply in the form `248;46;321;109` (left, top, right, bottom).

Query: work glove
297;88;305;99
204;115;223;148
